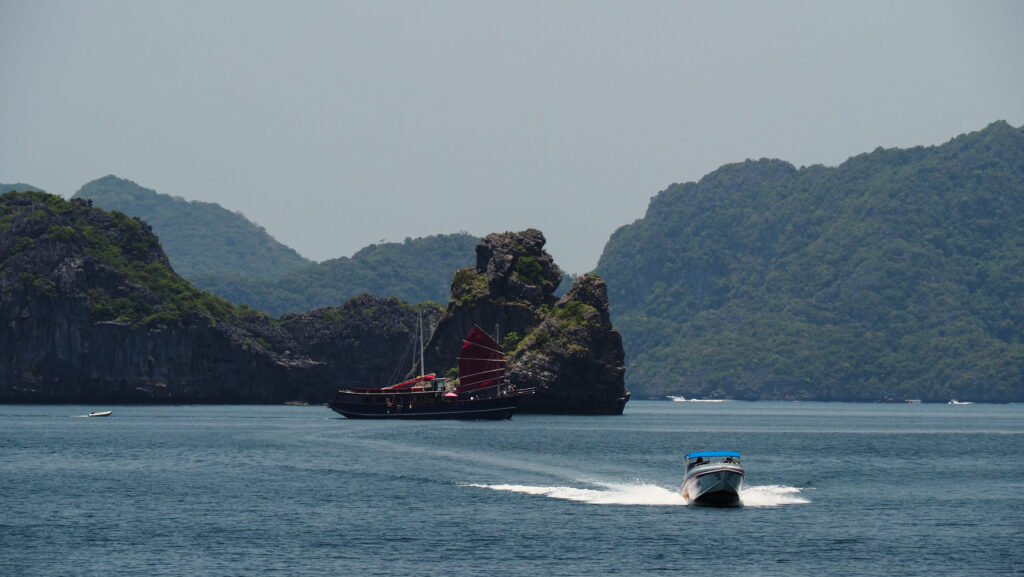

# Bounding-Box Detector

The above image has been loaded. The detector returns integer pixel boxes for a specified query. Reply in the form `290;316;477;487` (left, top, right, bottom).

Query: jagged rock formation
1;192;625;412
422;229;629;414
421;229;556;367
508;274;629;414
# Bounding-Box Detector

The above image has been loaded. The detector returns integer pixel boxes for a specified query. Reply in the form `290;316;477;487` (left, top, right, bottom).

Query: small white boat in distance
667;395;726;403
948;400;972;405
87;411;112;417
681;451;744;506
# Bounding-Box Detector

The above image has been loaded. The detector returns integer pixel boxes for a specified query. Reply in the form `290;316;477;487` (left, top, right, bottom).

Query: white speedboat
87;411;112;417
681;451;744;506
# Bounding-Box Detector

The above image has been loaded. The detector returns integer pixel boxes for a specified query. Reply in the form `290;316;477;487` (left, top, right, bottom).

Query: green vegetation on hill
69;176;481;317
1;183;45;194
595;121;1024;402
1;190;236;326
72;175;312;280
192;233;480;316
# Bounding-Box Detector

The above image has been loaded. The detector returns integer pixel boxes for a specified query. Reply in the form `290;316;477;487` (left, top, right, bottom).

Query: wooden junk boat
328;325;528;420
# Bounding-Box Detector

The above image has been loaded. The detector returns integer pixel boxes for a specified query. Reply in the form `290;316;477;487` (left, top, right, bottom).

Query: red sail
456;326;505;393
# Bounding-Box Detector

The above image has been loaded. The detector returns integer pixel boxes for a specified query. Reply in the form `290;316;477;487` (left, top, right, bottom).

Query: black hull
691;490;742;507
329;391;519;420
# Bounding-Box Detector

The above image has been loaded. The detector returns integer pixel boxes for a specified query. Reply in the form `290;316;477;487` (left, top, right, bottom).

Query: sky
2;1;1022;273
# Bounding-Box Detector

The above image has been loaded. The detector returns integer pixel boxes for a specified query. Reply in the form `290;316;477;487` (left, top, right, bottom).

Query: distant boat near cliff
667;395;726;403
78;410;112;417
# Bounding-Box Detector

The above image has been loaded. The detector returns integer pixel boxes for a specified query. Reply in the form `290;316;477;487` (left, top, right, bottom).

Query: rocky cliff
0;191;423;403
1;193;626;411
508;274;629;414
278;297;442;393
422;229;629;414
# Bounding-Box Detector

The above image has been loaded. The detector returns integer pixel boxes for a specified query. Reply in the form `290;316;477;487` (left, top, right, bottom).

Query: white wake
467;482;686;506
739;484;811;506
465;481;809;507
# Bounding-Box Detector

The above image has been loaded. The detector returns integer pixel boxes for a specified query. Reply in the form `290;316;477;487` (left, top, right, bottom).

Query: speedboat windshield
686;451;741;470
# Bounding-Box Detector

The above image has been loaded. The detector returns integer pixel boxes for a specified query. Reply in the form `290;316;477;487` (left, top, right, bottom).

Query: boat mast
419;308;425;379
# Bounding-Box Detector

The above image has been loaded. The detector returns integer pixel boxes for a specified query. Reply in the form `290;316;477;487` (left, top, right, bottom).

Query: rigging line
418;307;425;379
387;327;417;385
461;341;504;356
460;371;503;379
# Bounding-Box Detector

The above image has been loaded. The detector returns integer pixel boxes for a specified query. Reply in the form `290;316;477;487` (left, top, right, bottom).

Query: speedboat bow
681;450;744;506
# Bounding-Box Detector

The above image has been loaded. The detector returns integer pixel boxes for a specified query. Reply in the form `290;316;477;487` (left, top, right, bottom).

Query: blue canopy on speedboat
686;450;740;459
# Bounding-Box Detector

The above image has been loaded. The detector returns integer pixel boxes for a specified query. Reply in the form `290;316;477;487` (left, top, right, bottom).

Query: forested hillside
595;121;1024;402
192;233;481;316
72;175;312;280
1;183;45;194
69;176;481;316
0;189;434;403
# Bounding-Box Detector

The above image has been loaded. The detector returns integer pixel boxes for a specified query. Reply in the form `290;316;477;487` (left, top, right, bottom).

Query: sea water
1;401;1021;576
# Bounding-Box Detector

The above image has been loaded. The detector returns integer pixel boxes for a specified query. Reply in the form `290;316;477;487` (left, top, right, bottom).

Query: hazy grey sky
2;1;1022;272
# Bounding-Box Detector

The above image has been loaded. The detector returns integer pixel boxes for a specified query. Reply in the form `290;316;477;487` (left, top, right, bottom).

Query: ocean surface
2;401;1021;576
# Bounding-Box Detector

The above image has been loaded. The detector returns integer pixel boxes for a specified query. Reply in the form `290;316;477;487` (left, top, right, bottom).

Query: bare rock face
422;229;629;414
421;229;556;371
279;297;442;393
0;192;334;403
474;228;561;303
0;191;420;404
509;274;630;414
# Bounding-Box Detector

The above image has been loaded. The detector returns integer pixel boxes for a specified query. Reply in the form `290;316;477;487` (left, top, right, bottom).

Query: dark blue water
2;401;1022;576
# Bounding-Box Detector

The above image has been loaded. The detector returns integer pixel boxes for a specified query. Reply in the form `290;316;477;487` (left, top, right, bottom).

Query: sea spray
466;482;686;506
466;481;809;507
738;485;811;507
